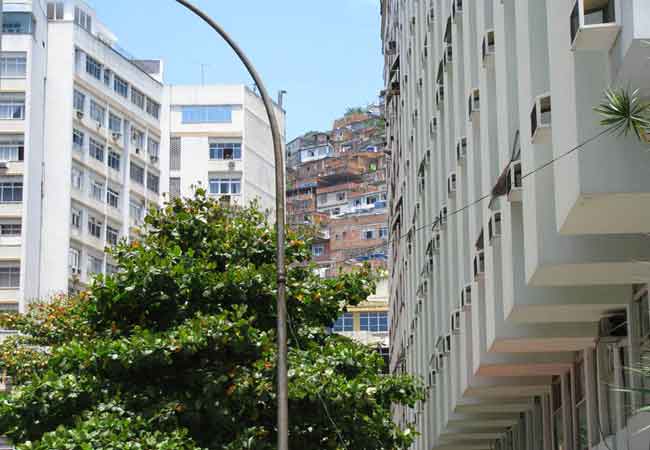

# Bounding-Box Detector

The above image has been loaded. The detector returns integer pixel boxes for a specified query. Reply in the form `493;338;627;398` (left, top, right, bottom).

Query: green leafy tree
0;191;422;450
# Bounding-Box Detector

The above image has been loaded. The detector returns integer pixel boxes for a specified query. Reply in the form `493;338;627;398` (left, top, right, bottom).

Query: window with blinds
170;137;181;171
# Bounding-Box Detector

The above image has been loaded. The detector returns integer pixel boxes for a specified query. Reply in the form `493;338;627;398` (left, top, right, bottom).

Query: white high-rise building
161;85;285;212
383;1;650;449
0;0;281;312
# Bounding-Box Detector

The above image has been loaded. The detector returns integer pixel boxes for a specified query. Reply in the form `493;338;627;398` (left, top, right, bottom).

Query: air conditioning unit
482;29;496;67
150;155;159;164
436;336;445;354
451;310;461;334
435;85;445;110
456;137;467;163
488;212;502;243
228;161;236;171
599;312;627;339
437;353;445;370
461;284;472;309
135;147;141;155
220;195;232;205
386;40;397;55
427;7;435;27
0;162;9;170
96;121;103;129
112;132;122;141
443;334;452;354
70;266;80;275
507;161;523;203
432;233;441;254
531;93;552;144
418;177;426;194
429;116;438;135
452;0;463;17
468;88;480;120
444;43;453;66
75;110;84;120
439;205;448;227
570;0;620;51
447;172;457;196
473;250;486;281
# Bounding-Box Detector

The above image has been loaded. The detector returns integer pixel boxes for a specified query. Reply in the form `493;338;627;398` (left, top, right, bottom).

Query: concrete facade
382;0;650;449
162;85;285;213
0;0;282;312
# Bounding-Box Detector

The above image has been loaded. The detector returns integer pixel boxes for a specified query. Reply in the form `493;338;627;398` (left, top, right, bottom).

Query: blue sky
90;0;384;140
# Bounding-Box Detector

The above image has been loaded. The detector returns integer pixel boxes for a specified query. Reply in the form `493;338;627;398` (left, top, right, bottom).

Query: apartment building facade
383;1;650;450
161;85;285;212
0;1;282;313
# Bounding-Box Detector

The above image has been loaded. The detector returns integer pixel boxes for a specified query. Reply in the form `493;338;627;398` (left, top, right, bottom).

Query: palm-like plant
595;88;650;142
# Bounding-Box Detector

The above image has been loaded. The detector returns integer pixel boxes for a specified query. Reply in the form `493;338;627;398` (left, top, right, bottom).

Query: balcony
530;93;552;144
570;0;620;50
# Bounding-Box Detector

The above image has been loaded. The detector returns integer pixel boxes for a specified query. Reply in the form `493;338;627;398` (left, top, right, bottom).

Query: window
130;163;144;185
147;172;159;194
106;225;119;246
71;166;83;190
366;195;379;205
73;90;85;112
362;229;376;240
209;177;241;195
0;53;27;78
131;88;145;109
360;312;388;332
88;216;103;239
0;222;21;236
108;113;122;134
106;263;119;276
182;105;233;124
90;180;104;202
2;12;34;34
146;98;160;119
0;265;20;288
209;142;241;160
69;248;81;274
86;55;102;80
90;101;105;124
170;137;181;170
89;138;104;162
0;93;25;120
87;255;103;275
47;2;65;20
108;150;120;171
74;6;92;32
147;138;159;159
103;69;112;87
336;192;346;201
129;199;144;222
0;181;22;203
332;313;353;332
170;177;181;200
73;129;84;150
131;128;145;149
551;377;564;450
113;76;129;98
71;207;82;229
575;358;589;450
312;244;324;257
0;135;24;161
107;188;119;208
379;227;389;239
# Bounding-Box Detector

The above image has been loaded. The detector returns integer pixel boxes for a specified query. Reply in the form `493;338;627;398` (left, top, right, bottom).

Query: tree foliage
0;191;422;450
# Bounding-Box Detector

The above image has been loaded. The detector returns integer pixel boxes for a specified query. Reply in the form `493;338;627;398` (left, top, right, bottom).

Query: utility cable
382;125;618;248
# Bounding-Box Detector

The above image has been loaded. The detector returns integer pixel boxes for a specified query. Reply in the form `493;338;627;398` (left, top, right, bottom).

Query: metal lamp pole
173;2;289;449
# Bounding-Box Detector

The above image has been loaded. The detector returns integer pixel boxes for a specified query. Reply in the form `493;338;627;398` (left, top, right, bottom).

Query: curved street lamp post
173;2;289;449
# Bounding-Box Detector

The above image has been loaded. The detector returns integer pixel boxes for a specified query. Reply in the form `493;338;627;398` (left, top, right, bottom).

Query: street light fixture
173;2;288;449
